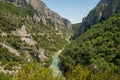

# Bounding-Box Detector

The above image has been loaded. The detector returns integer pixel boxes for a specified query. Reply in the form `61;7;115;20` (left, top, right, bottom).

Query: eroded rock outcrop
12;25;36;45
31;50;47;63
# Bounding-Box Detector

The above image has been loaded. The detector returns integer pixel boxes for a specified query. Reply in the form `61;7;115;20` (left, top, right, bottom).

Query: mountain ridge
4;0;72;30
72;0;120;39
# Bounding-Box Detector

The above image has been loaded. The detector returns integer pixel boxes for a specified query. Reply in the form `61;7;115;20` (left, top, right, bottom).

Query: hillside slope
0;0;71;75
59;12;120;74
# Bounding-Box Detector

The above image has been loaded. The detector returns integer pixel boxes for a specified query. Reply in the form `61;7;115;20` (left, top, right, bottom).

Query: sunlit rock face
5;0;72;30
73;0;120;39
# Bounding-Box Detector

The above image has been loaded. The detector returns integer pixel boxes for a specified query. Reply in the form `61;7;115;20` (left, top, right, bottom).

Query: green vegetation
72;23;81;34
0;35;28;49
59;12;120;78
0;1;67;51
0;44;24;64
0;1;70;79
1;0;120;80
13;62;61;80
0;1;68;67
0;72;12;80
0;1;33;32
4;62;20;70
65;65;120;80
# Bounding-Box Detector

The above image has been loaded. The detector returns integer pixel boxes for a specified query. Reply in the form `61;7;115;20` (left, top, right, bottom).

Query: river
50;35;71;77
50;48;64;77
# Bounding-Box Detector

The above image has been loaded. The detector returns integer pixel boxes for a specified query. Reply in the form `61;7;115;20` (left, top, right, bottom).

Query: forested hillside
59;12;120;79
72;23;81;34
0;1;71;78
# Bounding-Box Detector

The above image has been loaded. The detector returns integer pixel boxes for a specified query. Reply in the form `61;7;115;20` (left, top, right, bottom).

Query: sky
41;0;100;24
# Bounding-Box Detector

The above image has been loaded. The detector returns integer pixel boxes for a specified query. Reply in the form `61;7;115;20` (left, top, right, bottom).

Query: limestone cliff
5;0;72;29
73;0;120;39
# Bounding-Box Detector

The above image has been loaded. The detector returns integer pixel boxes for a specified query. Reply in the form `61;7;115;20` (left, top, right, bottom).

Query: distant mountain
73;0;120;39
72;23;81;34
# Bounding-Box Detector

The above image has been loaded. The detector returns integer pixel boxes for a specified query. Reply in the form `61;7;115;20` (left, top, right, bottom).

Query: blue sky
41;0;100;24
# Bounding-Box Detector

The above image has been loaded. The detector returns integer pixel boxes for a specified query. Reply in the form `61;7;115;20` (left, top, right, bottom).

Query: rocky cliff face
6;0;72;29
73;0;120;39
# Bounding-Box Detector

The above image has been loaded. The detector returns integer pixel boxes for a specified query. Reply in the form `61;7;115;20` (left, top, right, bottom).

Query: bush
0;72;12;80
13;62;61;80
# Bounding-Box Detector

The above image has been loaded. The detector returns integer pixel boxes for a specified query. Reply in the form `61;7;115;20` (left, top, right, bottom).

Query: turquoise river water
50;35;71;77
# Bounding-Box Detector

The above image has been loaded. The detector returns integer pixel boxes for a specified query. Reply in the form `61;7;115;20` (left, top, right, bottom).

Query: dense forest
59;12;120;79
